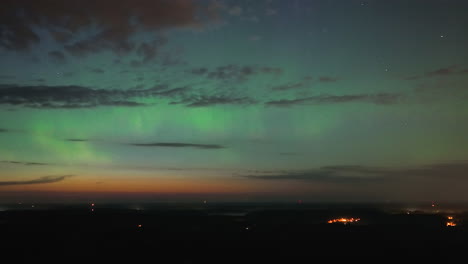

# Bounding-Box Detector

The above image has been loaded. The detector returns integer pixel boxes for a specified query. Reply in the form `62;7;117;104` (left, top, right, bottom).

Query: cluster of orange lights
446;222;457;227
446;216;457;227
327;218;360;224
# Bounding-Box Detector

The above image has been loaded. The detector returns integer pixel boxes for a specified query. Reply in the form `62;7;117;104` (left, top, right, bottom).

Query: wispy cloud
188;64;282;82
404;65;468;80
65;138;89;142
425;65;460;77
0;128;24;133
241;169;380;184
0;82;402;109
271;82;305;91
0;175;73;186
129;142;225;149
241;161;468;183
0;84;193;109
265;93;401;107
180;96;256;107
1;160;49;166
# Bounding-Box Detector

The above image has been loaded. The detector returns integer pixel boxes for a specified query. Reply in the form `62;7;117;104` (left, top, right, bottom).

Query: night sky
1;0;468;203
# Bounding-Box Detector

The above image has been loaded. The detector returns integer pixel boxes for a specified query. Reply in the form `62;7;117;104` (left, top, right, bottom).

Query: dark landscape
2;203;468;260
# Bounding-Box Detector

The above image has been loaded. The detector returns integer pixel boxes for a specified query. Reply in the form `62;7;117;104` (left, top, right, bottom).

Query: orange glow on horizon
0;172;320;198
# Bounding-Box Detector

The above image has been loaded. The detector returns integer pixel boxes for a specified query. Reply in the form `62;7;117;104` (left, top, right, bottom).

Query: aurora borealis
1;0;468;203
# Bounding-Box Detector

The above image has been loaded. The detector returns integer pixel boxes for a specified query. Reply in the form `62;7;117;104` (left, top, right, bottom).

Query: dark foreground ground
1;203;468;261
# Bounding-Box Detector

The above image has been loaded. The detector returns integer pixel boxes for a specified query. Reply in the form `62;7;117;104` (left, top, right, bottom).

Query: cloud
241;169;377;184
156;87;191;97
259;67;283;75
0;84;141;108
0;175;73;186
404;65;468;80
1;81;401;110
129;142;225;149
265;93;401;107
241;161;468;183
271;82;305;91
48;50;66;64
37;100;145;109
188;64;283;82
270;76;336;90
1;160;49;166
0;128;24;133
136;38;167;63
0;83;194;109
208;65;255;81
65;139;88;142
0;0;209;62
425;65;460;77
183;96;256;107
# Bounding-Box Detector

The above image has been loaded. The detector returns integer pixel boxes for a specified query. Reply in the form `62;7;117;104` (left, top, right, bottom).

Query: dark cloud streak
241;161;468;183
0;84;191;109
129;142;225;149
189;64;283;82
65;139;88;142
404;65;468;80
271;82;304;91
0;175;73;186
1;160;49;166
265;93;401;107
184;96;256;107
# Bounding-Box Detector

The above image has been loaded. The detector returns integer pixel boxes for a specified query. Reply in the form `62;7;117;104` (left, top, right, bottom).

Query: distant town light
447;216;453;220
138;224;142;228
327;218;360;224
446;222;456;227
